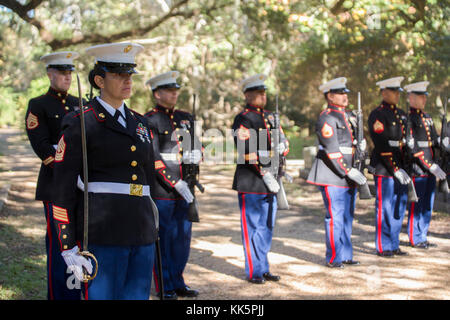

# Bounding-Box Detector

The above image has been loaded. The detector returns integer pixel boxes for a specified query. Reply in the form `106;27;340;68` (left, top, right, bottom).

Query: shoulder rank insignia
26;112;39;130
373;119;384;134
237;125;251;141
55;135;66;162
321;122;334;138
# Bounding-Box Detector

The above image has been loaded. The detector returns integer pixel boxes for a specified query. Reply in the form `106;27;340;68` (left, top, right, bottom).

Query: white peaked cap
376;76;404;91
85;42;144;64
40;51;79;68
240;74;267;92
146;71;181;91
318;77;350;93
404;81;430;95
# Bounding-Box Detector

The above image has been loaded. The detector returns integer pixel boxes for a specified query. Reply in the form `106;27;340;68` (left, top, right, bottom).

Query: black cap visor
385;86;404;92
97;61;138;74
410;91;428;96
244;85;267;93
154;83;181;91
47;64;75;71
329;87;350;94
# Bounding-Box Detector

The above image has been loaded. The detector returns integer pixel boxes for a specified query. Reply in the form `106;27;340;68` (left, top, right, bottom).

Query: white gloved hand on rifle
182;149;202;165
174;179;194;203
262;172;280;193
276;142;288;155
61;246;93;282
429;163;447;180
346;168;367;186
354;138;367;152
394;169;412;185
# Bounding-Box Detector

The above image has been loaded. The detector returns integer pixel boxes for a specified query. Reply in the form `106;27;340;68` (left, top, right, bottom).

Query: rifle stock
355;92;372;199
274;94;291;210
184;94;204;222
404;100;419;203
438;96;449;194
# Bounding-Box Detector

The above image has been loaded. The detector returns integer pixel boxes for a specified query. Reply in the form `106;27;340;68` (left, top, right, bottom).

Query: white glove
262;172;280;193
61;246;93;282
354;139;367;152
182;149;202;165
276;142;287;155
443;137;449;149
394;169;411;185
174;180;194;203
346;168;367;186
406;137;415;150
430;164;447;180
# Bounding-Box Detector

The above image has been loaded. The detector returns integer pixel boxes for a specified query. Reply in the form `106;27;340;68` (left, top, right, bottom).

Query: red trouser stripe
409;177;416;246
376;176;383;253
324;187;336;263
44;201;54;300
241;194;254;279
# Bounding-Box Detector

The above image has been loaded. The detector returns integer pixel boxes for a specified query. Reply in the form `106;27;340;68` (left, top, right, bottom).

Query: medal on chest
136;123;151;143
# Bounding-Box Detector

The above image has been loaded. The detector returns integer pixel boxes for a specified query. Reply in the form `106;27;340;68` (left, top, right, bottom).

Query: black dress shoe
342;260;360;265
248;277;265;284
163;290;178;300
377;250;394;257
326;262;344;268
414;242;429;249
263;272;280;281
175;286;199;298
393;249;408;256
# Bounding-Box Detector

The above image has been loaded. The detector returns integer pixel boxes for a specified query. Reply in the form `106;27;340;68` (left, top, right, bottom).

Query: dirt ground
1;128;449;300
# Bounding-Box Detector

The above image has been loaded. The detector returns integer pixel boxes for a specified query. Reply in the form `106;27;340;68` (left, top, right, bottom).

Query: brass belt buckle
130;183;143;197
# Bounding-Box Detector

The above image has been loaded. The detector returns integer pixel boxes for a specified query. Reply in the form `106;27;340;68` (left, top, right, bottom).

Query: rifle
438;97;449;194
273;95;292;210
183;94;204;222
75;74;98;287
149;198;164;300
354;92;372;199
404;100;419;203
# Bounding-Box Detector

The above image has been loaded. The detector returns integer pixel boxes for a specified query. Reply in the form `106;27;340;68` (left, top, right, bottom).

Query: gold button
63;235;67;239
131;161;137;167
63;245;68;249
393;122;396;125
62;99;66;104
167;175;171;178
131;145;136;152
132;174;138;181
55;115;59;118
172;180;176;184
170;115;174;119
65;106;69;110
163;170;166;174
164;131;169;134
99;113;105;119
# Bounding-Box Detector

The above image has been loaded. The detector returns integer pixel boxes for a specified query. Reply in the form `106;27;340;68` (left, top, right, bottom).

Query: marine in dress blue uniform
144;71;201;299
25;51;83;300
404;82;446;249
368;77;410;257
232;74;289;283
307;77;367;268
52;43;158;300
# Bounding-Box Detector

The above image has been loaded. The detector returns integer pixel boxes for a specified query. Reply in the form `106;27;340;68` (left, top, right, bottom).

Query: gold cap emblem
124;45;132;53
